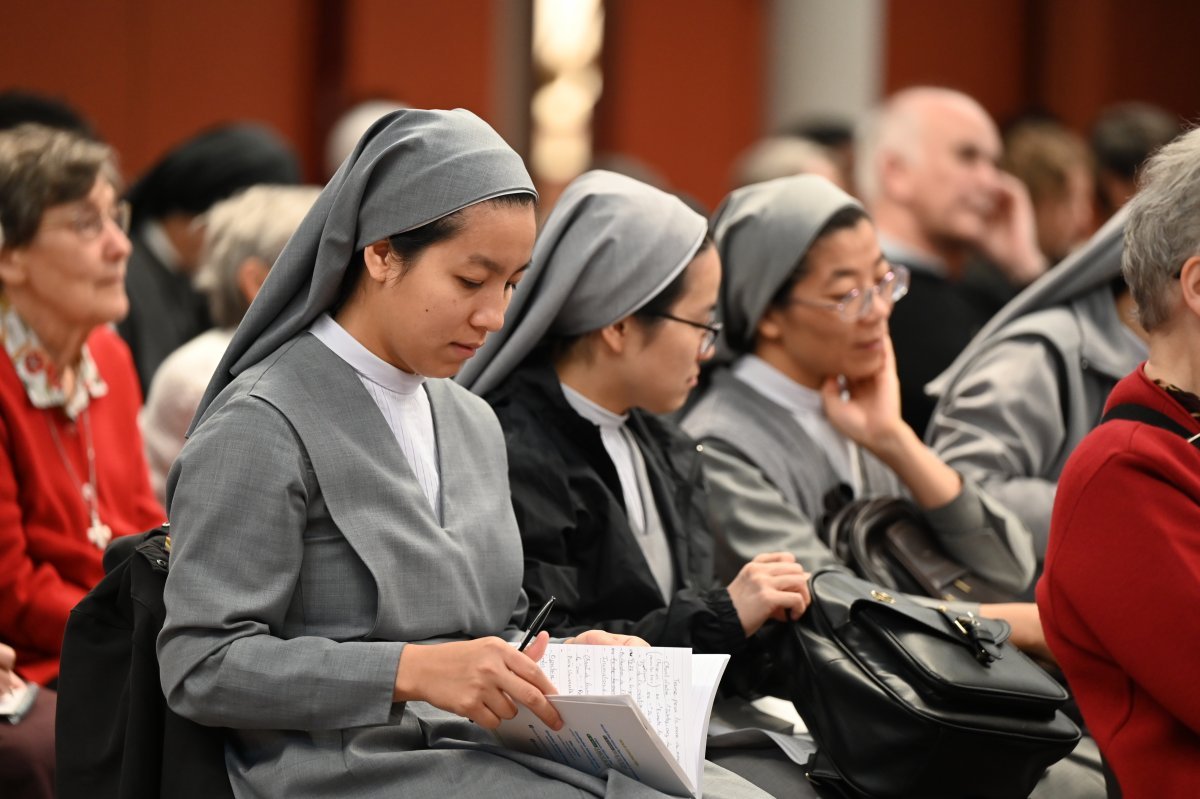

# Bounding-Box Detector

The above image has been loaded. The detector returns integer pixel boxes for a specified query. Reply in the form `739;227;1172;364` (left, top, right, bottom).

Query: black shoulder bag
785;568;1081;799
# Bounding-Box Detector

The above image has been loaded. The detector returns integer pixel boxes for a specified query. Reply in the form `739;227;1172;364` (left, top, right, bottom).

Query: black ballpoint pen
517;595;557;652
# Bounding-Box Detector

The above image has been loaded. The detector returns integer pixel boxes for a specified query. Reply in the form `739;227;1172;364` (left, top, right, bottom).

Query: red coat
1038;365;1200;798
0;326;165;684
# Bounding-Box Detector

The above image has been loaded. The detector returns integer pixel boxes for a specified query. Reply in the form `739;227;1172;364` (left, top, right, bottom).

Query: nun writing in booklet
459;170;820;798
157;111;769;798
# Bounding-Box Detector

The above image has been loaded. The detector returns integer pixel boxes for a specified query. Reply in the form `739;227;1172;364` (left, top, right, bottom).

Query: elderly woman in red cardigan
1039;126;1200;797
0;125;163;686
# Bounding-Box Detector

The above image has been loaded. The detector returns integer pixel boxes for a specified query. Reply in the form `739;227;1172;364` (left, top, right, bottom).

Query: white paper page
538;644;691;766
494;695;695;797
686;654;730;784
0;680;34;718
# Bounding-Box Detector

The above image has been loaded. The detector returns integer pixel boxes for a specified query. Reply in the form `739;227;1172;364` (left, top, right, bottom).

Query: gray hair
0;124;118;250
1122;126;1200;332
730;136;840;189
194;185;321;328
854;87;988;204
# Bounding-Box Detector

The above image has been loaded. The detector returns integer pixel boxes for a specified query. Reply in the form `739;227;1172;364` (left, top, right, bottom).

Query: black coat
487;357;747;655
889;263;1003;438
55;529;233;799
117;236;213;393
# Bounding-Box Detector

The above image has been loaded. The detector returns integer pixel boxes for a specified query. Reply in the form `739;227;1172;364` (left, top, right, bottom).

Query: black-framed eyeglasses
648;312;723;355
787;264;911;323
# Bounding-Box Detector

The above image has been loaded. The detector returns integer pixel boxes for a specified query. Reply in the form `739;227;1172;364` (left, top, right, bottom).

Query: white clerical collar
560;383;629;430
732;354;823;417
309;313;426;396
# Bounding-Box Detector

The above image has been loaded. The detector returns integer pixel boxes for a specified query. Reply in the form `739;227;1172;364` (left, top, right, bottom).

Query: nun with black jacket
459;171;818;798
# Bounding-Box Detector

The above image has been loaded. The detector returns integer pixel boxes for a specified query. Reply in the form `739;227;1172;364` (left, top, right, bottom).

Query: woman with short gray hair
141;184;321;503
0;124;163;689
1039;127;1200;796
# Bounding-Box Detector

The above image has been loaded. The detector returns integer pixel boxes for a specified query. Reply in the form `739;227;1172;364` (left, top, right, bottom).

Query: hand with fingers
564;630;650;647
725;551;811;635
822;334;907;451
393;633;562;730
978;172;1048;287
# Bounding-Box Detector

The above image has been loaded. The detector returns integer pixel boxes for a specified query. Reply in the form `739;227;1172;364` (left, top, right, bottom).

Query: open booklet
493;644;729;798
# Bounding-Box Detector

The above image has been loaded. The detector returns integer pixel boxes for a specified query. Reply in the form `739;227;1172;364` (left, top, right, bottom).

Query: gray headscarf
190;108;536;433
458;170;707;395
712;174;863;355
926;205;1128;398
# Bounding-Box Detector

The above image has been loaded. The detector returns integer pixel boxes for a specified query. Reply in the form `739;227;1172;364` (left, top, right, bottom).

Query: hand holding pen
518;595;556;652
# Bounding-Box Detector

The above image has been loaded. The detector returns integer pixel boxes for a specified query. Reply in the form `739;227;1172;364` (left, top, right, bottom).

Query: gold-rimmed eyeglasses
787;265;911;323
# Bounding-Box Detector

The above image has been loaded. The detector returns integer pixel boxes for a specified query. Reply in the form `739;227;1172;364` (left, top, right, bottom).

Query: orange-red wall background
2;0;1199;211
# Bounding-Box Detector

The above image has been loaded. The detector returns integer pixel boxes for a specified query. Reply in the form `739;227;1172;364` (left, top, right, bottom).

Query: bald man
856;87;1046;434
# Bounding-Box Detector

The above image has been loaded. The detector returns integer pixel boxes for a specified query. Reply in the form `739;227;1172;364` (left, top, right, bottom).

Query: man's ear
879;150;914;203
598;318;630;356
362;240;393;284
1179;254;1200;319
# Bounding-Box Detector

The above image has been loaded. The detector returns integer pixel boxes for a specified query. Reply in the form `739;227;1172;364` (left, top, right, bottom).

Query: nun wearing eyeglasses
681;175;1036;598
157;114;769;799
460;171;817;798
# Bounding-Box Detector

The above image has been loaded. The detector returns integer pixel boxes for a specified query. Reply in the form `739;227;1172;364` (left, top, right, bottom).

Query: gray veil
190;108;536;433
457;170;707;396
926;205;1128;398
712;175;862;355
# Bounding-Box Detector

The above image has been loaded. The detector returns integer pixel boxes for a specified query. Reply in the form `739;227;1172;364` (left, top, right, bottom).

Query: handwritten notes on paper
538;644;691;764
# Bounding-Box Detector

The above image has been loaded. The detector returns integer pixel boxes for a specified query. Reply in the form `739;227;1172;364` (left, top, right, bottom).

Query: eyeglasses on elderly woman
40;199;130;241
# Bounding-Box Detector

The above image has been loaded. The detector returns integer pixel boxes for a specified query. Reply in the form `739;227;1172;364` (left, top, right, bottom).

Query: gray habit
684;174;1035;594
924;207;1145;557
457;169;707;395
159;111;765;798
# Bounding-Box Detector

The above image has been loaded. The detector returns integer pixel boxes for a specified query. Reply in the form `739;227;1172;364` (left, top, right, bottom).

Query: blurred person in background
1090;102;1179;222
0;89;95;139
926;207;1146;572
119;123;301;391
0;125;163;686
323;98;408;178
1004;119;1095;265
855;86;1048;435
0;641;55;799
729;135;846;191
141;184;321;504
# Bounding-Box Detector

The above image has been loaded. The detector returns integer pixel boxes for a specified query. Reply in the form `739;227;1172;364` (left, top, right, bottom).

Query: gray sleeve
926;338;1065;559
699;439;843;582
922;478;1037;595
157;396;406;730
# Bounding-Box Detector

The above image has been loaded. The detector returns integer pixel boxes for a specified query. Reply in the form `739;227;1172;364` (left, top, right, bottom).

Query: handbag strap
1101;402;1200;447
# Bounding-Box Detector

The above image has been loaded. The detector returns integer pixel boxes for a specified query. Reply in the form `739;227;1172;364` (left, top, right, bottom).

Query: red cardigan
1038;366;1200;797
0;326;165;684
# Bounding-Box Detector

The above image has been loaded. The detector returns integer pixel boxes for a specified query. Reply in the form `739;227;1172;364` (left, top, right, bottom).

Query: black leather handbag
821;493;1015;603
785;569;1080;799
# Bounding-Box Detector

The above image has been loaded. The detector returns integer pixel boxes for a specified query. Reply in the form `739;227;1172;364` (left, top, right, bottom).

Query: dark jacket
55;529;232;799
888;261;1001;438
117;236;212;393
487;356;746;655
